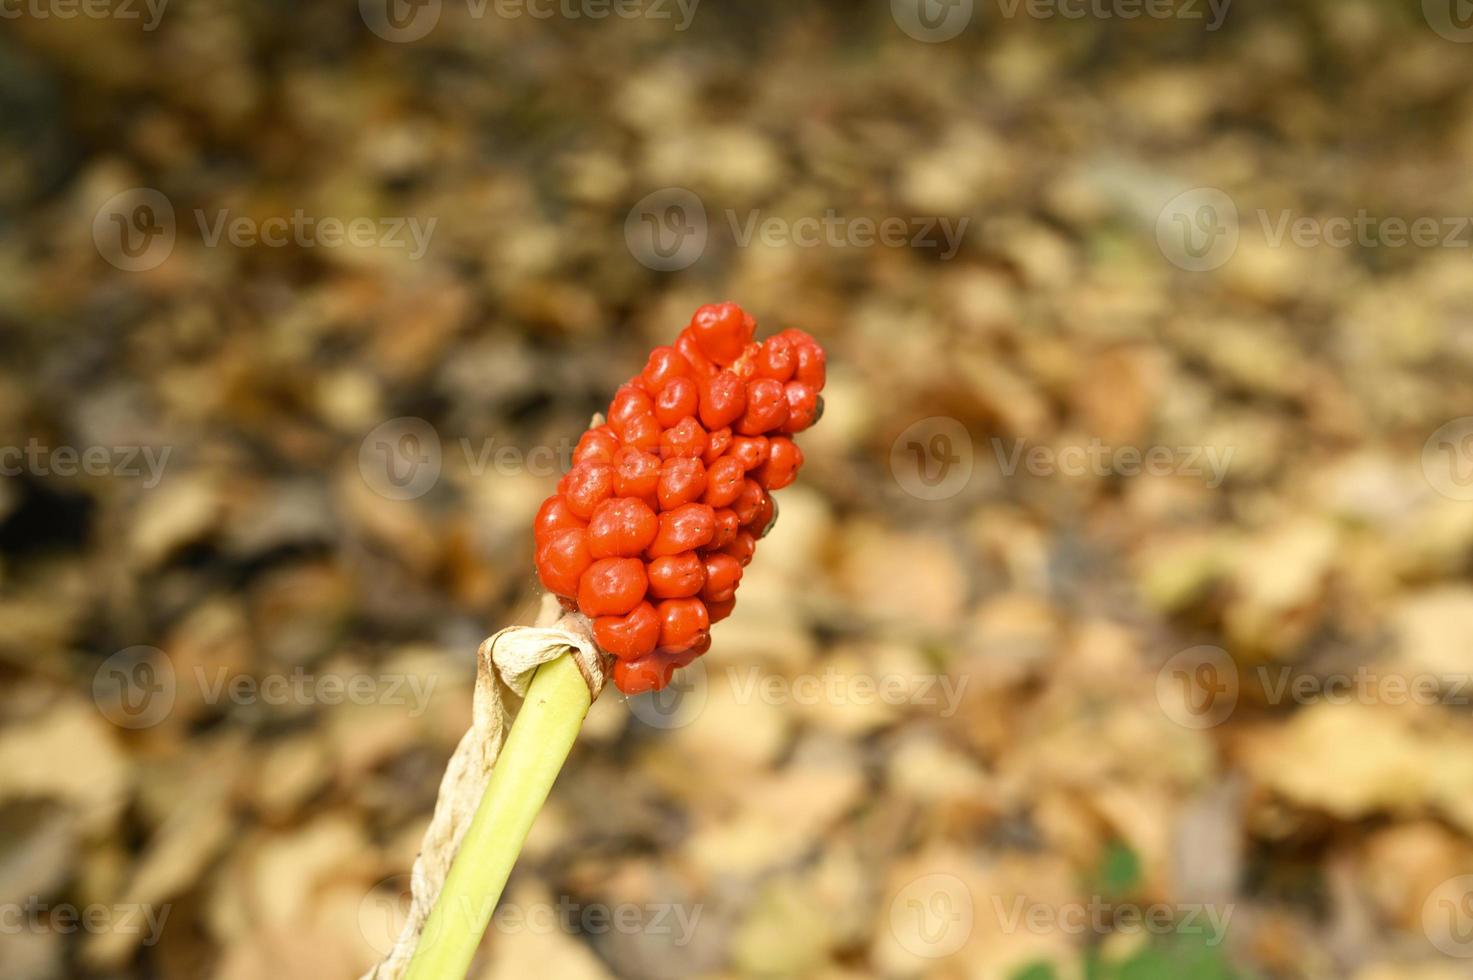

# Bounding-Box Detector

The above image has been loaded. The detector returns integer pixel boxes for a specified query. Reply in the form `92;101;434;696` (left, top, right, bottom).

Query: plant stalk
403;653;592;980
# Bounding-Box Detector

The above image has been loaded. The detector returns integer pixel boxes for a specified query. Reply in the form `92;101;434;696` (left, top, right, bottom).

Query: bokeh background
5;1;1473;978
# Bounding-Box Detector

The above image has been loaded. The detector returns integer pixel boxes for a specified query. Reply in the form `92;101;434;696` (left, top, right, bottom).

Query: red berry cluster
534;303;826;695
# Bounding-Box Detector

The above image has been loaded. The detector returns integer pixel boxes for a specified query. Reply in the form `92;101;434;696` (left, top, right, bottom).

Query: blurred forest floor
3;1;1473;978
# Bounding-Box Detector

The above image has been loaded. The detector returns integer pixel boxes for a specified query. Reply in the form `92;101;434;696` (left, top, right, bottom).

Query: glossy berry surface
532;303;825;692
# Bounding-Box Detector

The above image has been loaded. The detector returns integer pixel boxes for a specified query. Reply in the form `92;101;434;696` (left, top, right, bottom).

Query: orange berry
701;553;743;603
560;462;615;518
698;371;746;429
647;503;716;557
654;376;699;428
659;416;708;460
646;552;706;599
613;654;674;694
755;437;802;491
656;597;710;653
593;602;659;661
658;456;707;510
577;557;648;617
536;528;592;598
534;495;587;547
587;497;659;558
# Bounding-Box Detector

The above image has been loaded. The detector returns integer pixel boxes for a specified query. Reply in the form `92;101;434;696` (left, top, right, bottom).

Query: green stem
403;653;592;980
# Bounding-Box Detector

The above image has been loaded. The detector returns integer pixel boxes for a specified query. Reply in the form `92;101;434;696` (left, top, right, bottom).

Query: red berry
701;553;743;603
578;557;648;617
614;449;661;503
732;478;766;526
593;601;659;661
735;378;789;435
609;385;654;428
646;552;706;599
702;427;733;466
781;382;819;433
654;376;699;428
721;530;757;567
534;495;587;547
668;634;709;668
536;528;592;598
657;456;708;510
730;341;762;381
613;655;673;694
729;436;769;471
641;346;690;393
698;371;747;430
792;336;825;389
656;597;710;653
587;497;659;558
660;416;708;460
675;331;716;379
647;503;716;557
756;437;802;490
561;462;615;518
751;488;777;538
710;508;739;549
755;334;795;382
703;455;745;508
613;412;662;453
707;598;736;623
689;302;756;365
574;428;620;466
